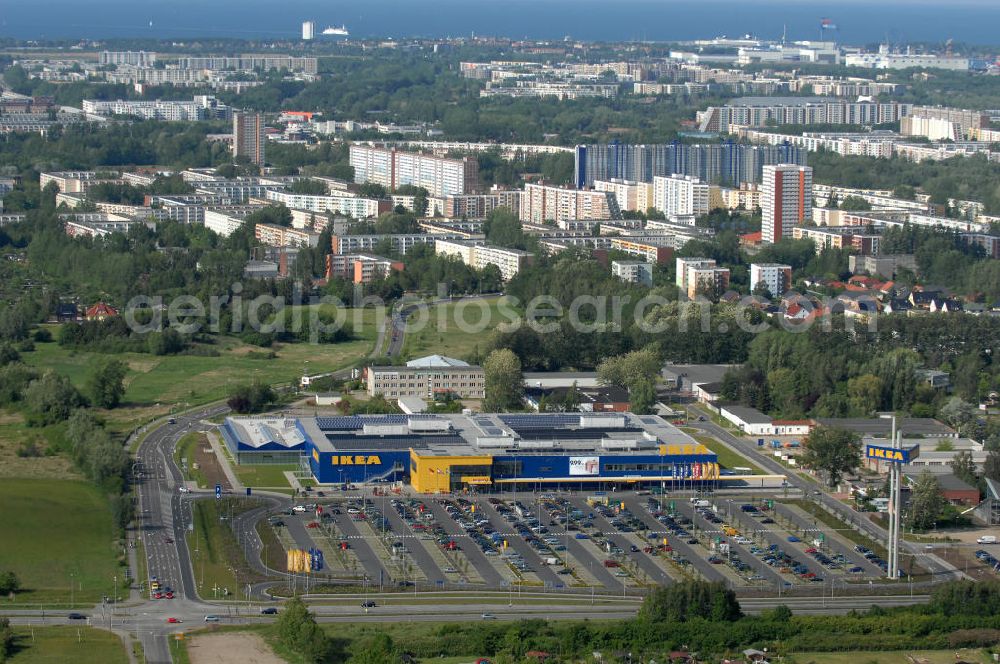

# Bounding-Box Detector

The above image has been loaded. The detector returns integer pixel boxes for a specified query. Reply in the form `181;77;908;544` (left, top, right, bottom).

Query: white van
977;535;997;545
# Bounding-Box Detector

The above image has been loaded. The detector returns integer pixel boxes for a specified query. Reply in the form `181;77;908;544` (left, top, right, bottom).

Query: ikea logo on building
332;455;382;466
312;449;320;463
866;445;917;463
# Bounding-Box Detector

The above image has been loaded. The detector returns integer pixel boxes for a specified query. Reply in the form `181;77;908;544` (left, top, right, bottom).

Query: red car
152;592;162;599
307;522;320;529
805;548;818;554
167;617;181;624
603;560;620;568
165;592;174;599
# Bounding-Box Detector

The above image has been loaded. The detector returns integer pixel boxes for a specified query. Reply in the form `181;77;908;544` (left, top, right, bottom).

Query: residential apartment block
233;112;265;166
331;233;471;256
349;145;479;197
82;96;230;121
254;223;321;248
593;179;653;213
429;190;522;219
611;261;654;287
434;239;533;281
573;142;806;188
326;254;403;284
761;164;812;244
749;263;792;297
264;190;389;219
697;98;913;133
652;175;710;217
519;183;621;224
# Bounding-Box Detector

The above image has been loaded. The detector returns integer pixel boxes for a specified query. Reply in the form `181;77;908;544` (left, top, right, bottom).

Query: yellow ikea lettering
332;455;382;466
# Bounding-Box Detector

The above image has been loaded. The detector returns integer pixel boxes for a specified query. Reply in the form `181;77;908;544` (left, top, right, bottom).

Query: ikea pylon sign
866;445;919;464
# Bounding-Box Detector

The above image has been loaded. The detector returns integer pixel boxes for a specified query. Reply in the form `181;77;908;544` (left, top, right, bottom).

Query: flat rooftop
290;412;708;457
817;417;956;437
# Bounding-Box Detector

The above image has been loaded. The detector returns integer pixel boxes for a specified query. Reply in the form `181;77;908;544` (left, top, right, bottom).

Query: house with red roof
85;302;119;321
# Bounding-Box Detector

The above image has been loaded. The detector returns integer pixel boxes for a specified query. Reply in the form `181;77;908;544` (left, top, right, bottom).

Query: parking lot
263;489;895;592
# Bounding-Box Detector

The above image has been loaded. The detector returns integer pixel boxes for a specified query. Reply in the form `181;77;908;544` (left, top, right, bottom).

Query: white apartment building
519;183;620;224
594;179;653;213
761;164;812;244
81;96;230;121
264;190;386;219
611;261;654;287
99;51;157;67
434;239;532;281
39;170;121;194
331;233;470;256
675;257;717;292
254;223;321;248
204;209;253;237
652;175;710;218
348;145;479;197
749;263;792;297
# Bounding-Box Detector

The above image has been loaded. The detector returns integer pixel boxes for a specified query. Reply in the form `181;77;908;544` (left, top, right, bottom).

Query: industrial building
221;412;720;492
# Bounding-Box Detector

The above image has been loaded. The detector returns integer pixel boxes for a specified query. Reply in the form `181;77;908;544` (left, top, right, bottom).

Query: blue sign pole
215;484;222;500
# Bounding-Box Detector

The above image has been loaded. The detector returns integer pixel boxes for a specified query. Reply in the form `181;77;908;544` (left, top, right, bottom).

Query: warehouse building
223;412;720;492
219;417;308;465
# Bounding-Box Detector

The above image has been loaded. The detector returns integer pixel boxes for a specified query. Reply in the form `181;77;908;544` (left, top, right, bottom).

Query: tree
840;195;872;211
638;579;742;623
909;471;947;531
227;382;277;414
358;182;388;199
799;426;862;488
86;358;128;409
951;450;979;489
597;346;660;391
482;348;523;412
939;397;976;436
630;377;656;415
275;596;331;663
0;571;19;595
985;450;1000;483
22;371;87;425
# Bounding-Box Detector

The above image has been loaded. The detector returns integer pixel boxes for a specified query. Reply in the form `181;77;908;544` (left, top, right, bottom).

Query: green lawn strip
232;464;296;489
173;433;209;488
686;432;763;473
187;498;270;601
7;626;129;664
0;479;119;606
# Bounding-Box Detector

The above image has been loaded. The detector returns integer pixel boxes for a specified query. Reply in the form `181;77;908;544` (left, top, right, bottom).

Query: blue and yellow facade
233;413;722;493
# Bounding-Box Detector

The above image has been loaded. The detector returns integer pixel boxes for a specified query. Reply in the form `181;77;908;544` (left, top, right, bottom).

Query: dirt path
187;632;285;664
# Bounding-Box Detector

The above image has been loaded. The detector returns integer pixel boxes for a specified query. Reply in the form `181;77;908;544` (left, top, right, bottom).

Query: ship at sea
321;25;349;36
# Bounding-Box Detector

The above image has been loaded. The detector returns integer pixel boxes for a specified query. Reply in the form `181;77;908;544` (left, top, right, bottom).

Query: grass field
188;498;268;600
0;479;120;606
6;626;129;664
788;650;993;664
24;316;379;408
400;297;507;362
175;432;210;488
232;463;296;489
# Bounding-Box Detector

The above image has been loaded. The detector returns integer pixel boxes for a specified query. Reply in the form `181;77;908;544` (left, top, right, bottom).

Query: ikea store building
221;412;719;493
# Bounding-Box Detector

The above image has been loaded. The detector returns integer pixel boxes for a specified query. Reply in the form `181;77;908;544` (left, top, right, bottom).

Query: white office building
302;21;315;40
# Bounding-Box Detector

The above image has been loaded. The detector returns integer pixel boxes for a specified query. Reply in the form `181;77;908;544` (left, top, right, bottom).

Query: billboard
569;456;600;476
866;444;920;464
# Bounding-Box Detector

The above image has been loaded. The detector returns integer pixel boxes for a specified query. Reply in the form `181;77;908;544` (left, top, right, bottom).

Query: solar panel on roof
316;416;362;430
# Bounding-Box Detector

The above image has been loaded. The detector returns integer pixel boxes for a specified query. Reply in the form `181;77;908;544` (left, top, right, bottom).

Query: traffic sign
215;484;222;500
246;487;252;497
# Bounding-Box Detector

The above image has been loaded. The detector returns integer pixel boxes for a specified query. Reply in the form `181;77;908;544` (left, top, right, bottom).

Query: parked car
261;608;279;615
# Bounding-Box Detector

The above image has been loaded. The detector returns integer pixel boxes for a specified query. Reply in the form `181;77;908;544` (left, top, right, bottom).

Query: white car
292;505;307;513
178;486;190;493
